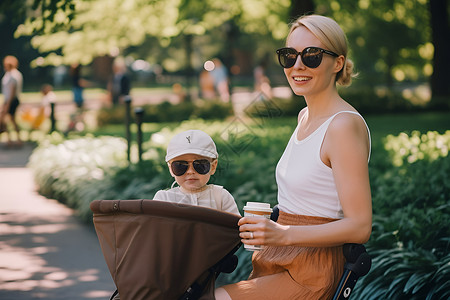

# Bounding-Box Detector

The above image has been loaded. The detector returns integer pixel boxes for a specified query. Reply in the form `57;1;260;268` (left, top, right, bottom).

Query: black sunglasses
276;47;339;69
170;159;211;176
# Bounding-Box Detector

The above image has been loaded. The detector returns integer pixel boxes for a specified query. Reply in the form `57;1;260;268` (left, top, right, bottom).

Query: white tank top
276;111;371;219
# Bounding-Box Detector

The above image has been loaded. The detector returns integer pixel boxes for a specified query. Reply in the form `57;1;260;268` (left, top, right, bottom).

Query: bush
244;95;305;119
28;120;450;297
352;131;450;300
28;134;129;221
339;87;424;115
193;99;234;120
96;106;127;127
96;99;234;126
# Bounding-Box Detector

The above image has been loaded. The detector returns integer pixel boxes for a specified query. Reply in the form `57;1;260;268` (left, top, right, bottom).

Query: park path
0;144;116;300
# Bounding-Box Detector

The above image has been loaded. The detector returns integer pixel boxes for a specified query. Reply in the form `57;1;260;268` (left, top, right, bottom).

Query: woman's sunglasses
170;159;211;176
276;47;339;69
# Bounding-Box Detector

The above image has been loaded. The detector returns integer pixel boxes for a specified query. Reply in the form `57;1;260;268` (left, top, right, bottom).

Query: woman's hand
238;216;290;247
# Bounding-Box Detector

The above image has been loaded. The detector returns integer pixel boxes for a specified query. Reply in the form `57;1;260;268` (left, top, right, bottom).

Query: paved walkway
0;144;116;299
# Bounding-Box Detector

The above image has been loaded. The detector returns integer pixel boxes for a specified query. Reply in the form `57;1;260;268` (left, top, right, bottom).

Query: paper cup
243;202;272;251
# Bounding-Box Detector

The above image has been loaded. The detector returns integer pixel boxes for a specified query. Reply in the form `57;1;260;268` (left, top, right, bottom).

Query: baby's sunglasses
170;159;211;176
276;47;339;69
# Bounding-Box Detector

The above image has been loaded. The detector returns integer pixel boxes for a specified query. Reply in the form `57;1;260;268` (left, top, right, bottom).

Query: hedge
28;121;450;299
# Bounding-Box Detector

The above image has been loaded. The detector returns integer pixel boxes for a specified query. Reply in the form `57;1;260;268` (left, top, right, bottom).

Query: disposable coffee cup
243;202;272;251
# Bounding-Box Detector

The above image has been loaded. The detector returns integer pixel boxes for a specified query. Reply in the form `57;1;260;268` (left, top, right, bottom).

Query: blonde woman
215;14;372;300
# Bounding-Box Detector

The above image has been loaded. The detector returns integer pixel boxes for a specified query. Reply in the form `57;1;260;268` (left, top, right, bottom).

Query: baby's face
168;154;217;193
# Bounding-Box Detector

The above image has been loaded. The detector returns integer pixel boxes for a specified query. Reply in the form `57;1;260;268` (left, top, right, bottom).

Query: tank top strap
326;111;372;162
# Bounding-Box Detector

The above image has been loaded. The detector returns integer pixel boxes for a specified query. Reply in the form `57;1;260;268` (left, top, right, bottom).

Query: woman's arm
239;113;372;247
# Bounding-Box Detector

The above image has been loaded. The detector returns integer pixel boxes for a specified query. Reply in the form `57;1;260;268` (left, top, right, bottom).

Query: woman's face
284;26;340;98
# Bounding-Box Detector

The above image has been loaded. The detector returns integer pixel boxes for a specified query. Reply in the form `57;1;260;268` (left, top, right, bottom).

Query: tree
9;0;292;97
289;0;314;21
13;0;289;67
0;0;76;33
316;0;449;106
4;0;448;106
428;0;450;105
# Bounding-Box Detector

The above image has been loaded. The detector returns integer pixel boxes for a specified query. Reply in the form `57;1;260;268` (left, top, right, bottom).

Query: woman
215;15;372;300
1;55;23;145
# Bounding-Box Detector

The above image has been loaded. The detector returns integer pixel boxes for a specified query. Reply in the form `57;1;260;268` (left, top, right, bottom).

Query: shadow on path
0;169;115;299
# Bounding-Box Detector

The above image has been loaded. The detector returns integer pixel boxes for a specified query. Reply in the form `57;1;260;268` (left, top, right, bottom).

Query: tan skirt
222;211;345;300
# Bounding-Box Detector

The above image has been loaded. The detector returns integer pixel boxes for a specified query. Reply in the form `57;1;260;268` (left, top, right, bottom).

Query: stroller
90;199;241;300
91;201;370;300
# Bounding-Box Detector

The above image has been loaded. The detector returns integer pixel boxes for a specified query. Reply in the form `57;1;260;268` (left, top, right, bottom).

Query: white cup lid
243;202;272;212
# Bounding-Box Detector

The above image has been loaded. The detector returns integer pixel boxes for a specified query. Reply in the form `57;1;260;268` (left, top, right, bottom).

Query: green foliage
15;0;290;67
244;96;305;119
339;88;423;115
194;100;235;120
28;118;450;297
384;130;450;166
28;134;129;220
316;0;431;85
96;100;234;126
352;131;450;300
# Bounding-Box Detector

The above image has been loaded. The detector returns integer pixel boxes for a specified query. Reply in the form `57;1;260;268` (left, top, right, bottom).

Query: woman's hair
3;55;19;69
287;15;355;86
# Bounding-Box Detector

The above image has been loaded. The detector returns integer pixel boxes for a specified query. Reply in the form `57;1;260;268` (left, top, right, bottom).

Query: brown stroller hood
90;199;241;300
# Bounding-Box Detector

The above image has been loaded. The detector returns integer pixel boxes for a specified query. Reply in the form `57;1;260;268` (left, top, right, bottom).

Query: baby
153;129;240;216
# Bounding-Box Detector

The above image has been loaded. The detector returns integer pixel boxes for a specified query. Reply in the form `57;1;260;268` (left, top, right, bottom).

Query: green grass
3;86;177;105
88;111;449;141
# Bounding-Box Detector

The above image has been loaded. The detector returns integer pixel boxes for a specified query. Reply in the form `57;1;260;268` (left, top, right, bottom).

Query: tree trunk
289;0;315;22
428;0;450;108
185;34;193;102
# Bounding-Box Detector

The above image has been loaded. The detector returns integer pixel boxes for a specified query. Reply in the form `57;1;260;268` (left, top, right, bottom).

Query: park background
1;0;449;299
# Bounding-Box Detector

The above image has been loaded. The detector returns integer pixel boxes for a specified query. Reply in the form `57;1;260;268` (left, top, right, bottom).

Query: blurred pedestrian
67;63;89;133
199;69;215;100
210;58;230;102
32;83;56;130
254;60;272;99
52;65;67;88
1;55;23;146
108;57;131;106
70;63;88;109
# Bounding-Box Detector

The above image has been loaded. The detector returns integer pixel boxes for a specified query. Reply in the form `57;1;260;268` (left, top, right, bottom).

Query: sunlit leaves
18;0;183;65
358;0;370;10
239;0;289;39
418;42;434;60
316;0;431;84
384;130;450;167
16;0;289;66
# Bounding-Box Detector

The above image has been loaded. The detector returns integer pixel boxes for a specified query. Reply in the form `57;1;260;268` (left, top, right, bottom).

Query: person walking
66;63;89;133
1;55;23;146
108;57;131;106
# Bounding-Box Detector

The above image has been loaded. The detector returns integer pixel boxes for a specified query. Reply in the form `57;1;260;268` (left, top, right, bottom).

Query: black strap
110;289;119;300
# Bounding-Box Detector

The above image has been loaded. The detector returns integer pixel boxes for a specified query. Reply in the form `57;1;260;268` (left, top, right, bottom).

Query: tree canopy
14;0;290;70
2;0;449;101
